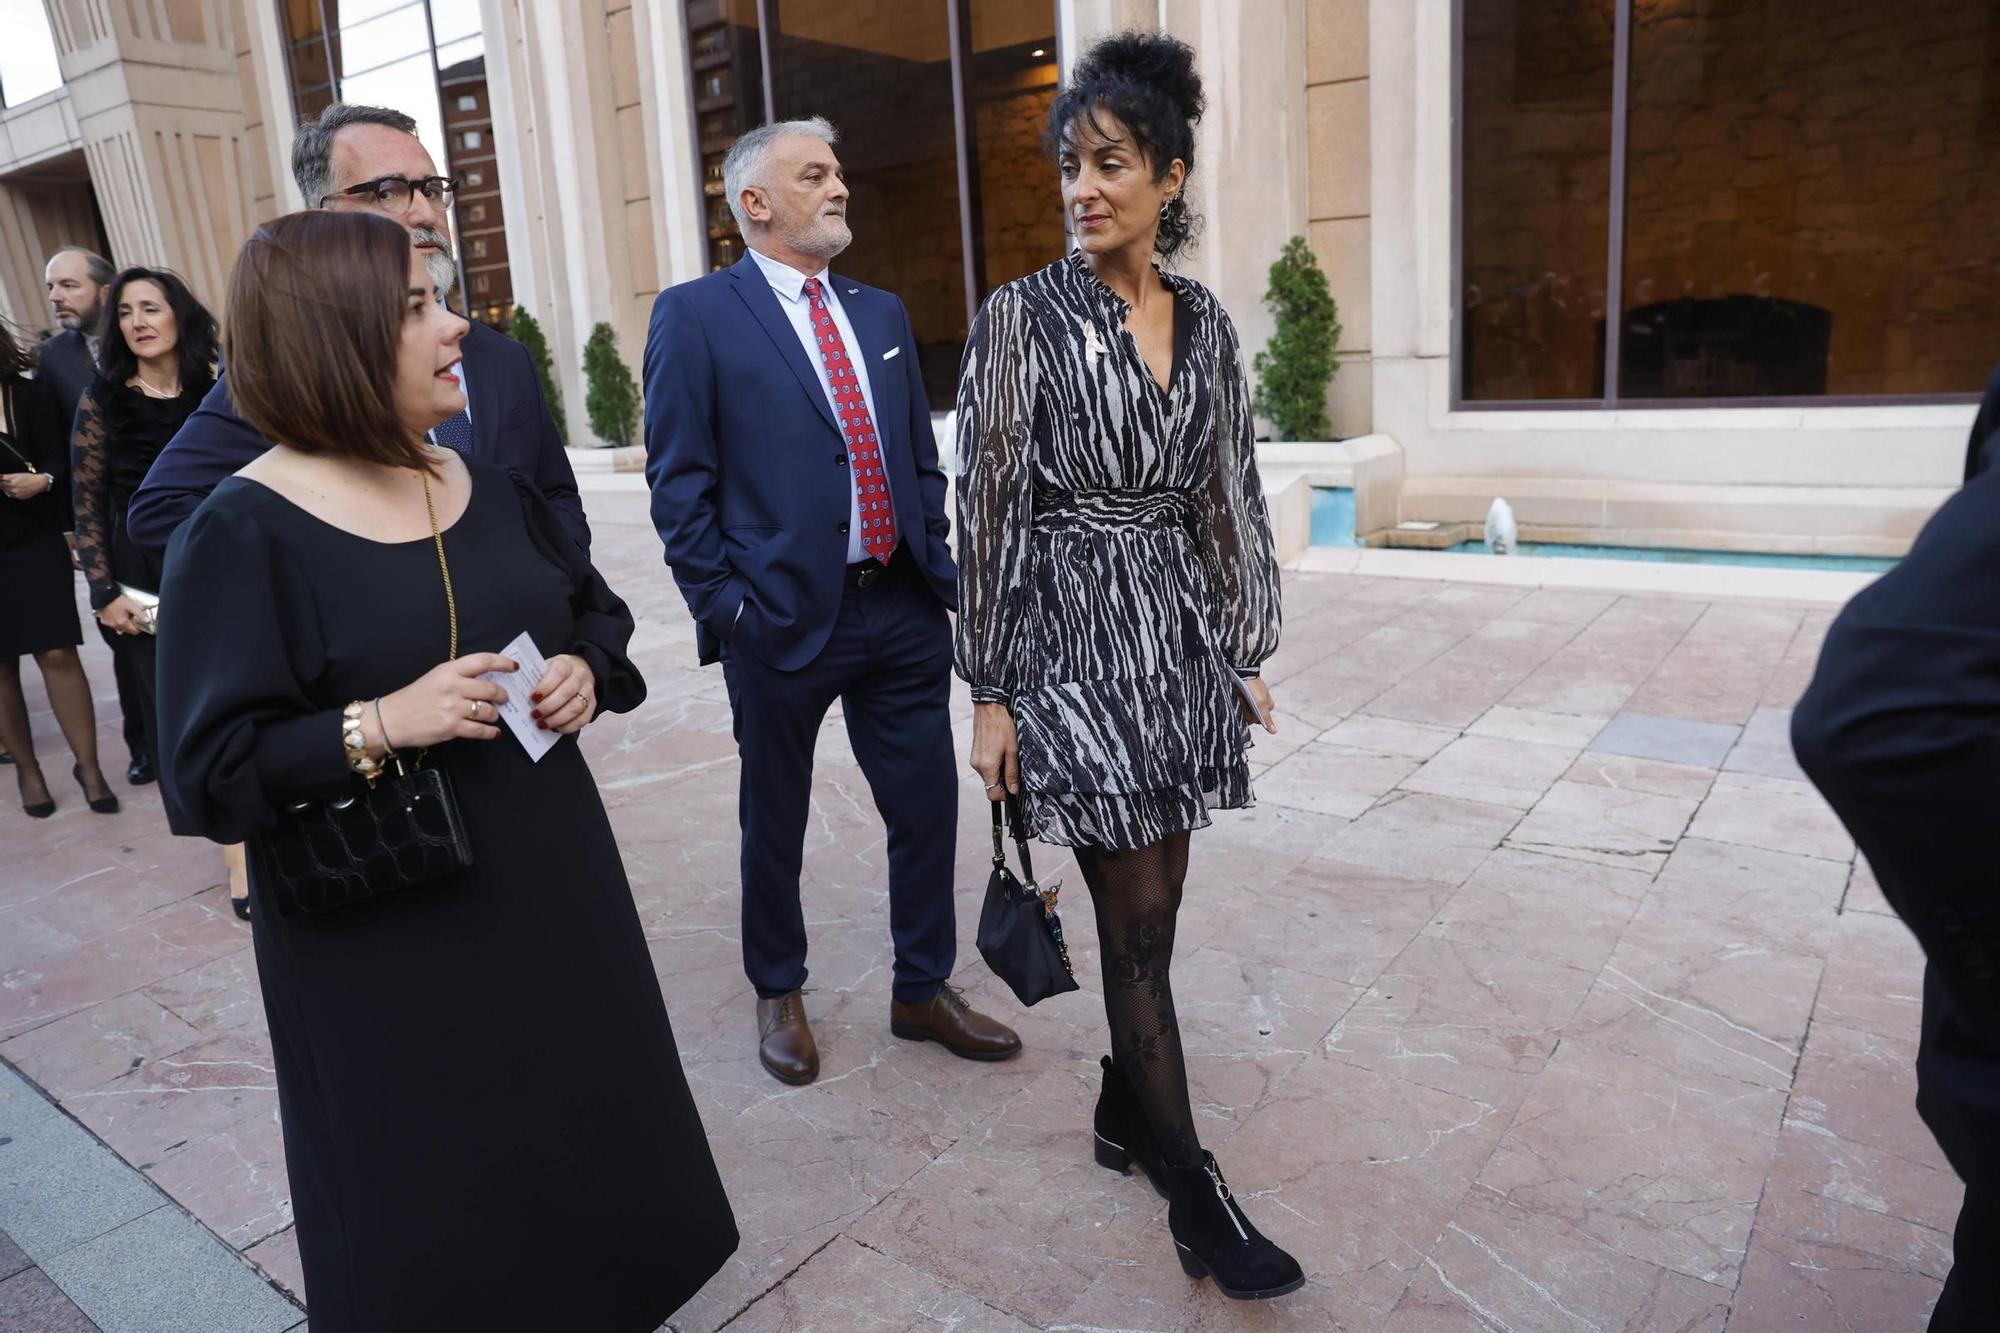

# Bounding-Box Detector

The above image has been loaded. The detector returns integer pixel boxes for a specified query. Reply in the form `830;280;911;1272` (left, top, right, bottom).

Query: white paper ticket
482;631;559;763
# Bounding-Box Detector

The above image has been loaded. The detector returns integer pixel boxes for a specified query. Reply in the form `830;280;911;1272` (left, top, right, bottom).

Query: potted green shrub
582;321;640;448
1251;235;1341;441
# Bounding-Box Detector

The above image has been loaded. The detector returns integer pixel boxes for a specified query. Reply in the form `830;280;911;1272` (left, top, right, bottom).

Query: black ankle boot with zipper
1092;1056;1304;1300
1092;1055;1167;1193
1160;1151;1306;1300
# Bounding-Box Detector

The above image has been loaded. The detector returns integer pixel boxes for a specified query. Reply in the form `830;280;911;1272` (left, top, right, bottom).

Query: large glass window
683;0;1064;408
1460;0;2000;405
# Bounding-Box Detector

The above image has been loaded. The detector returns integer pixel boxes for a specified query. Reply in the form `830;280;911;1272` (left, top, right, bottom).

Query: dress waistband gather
1032;488;1196;532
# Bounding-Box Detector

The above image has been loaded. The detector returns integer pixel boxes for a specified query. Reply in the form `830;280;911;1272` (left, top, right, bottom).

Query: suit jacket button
837;521;849;534
835;454;847;466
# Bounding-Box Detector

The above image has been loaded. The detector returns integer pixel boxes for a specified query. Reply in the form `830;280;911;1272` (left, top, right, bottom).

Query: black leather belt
844;556;895;590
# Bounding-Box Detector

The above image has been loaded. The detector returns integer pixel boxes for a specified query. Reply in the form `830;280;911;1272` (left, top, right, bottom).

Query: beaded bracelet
341;700;384;781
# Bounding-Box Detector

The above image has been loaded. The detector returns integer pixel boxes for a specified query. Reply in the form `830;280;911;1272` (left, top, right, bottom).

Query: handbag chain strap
391;468;459;779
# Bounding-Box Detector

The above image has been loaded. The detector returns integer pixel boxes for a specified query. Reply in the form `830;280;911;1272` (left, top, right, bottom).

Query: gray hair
293;103;421;207
723;117;839;234
51;246;115;288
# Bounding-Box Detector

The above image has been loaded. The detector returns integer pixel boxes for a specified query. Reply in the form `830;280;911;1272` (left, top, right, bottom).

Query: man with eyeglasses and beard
127;103;587;556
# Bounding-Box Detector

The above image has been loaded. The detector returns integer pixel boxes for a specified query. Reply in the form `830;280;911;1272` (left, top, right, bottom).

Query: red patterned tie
803;277;897;564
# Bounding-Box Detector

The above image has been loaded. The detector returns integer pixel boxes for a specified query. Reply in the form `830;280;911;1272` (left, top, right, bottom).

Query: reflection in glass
683;0;764;271
772;0;964;405
1620;0;2000;398
1459;0;1615;401
968;1;1064;296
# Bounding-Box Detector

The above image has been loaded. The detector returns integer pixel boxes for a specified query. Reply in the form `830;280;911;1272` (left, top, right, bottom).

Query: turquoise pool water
1305;487;1897;573
1439;541;1897;574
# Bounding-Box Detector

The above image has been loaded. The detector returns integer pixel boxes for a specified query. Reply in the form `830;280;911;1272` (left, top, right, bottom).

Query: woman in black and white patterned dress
954;33;1301;1301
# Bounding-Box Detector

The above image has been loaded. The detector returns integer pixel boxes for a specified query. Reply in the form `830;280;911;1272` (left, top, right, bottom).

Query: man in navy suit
645;117;1019;1086
1792;366;2000;1329
127;103;585;556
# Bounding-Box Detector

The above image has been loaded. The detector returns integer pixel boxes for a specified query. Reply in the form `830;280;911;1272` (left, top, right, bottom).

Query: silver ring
984;781;1004;792
468;699;482;719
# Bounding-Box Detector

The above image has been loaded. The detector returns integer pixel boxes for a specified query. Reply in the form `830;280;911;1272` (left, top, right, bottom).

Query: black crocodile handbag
976;795;1079;1006
252;762;473;917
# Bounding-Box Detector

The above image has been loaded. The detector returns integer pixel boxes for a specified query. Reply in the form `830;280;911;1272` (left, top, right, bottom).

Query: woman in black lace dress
70;268;217;810
954;34;1301;1299
0;323;107;818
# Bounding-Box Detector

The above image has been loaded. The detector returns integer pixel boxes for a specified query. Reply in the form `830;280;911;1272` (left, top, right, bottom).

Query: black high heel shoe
17;767;53;818
72;764;120;815
1160;1152;1306;1301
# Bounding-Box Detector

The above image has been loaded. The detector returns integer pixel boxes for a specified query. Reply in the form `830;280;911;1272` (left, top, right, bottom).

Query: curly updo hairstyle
1044;32;1206;262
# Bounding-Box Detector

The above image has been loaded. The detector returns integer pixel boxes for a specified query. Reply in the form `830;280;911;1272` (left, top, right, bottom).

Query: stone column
43;0;261;309
481;0;661;444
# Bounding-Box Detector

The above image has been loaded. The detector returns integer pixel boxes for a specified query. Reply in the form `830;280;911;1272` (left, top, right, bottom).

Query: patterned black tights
1076;832;1200;1168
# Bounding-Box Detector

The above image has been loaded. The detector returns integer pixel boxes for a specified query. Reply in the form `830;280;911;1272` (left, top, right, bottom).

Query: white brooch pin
1082;323;1105;364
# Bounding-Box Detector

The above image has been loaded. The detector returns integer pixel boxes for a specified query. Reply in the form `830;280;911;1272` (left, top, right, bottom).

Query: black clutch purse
977;795;1080;1006
253;760;473;917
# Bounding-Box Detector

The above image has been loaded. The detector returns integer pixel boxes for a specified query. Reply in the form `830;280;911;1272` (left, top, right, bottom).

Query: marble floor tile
1588;711;1743;769
1843;853;1897;918
1256;740;1425;820
719;1237;1036;1333
1384;1193;1731;1332
1474;1055;1787;1286
1423;848;1652;974
1763;1120;1963;1241
1725;1180;1946;1332
1562;749;1717;803
1181;858;1454;991
1786;1023;1951;1174
1466;704;1610;750
1556;920;1823;1093
1813;911;1928;1043
0;1267;102;1333
1398;735;1579;812
1214;1054;1516;1322
1313;792;1521;887
1684;773;1855;862
1721;706;1807;782
0;991;202;1100
1320;714;1461;760
842;1063;1154;1328
1325;933;1597;1108
1504;778;1698;874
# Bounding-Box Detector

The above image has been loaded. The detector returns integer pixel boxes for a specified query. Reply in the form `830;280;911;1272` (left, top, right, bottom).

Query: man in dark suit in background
1792;363;2000;1330
127;102;586;556
37;245;156;784
37;247;112;429
644;117;1019;1086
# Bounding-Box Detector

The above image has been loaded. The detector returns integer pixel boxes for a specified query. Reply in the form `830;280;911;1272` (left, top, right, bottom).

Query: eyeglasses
319;175;458;213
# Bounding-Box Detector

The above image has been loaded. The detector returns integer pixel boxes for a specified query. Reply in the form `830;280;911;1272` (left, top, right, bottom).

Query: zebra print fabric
953;252;1282;851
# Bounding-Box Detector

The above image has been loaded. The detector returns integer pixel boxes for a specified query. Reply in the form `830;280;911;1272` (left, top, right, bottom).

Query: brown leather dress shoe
757;990;819;1085
889;984;1023;1061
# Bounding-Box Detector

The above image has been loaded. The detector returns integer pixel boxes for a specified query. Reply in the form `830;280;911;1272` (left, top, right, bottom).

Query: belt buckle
857;564;882;589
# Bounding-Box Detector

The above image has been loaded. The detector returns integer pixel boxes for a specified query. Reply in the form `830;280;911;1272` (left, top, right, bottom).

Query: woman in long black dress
0;323;109;818
70;267;217;809
955;34;1301;1299
155;211;736;1332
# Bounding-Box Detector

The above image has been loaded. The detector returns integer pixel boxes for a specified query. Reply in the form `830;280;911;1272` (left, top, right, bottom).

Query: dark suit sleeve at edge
1792;470;2000;1009
504;335;590;554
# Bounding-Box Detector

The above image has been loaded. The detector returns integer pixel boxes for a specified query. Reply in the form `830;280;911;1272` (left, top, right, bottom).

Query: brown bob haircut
225;210;434;472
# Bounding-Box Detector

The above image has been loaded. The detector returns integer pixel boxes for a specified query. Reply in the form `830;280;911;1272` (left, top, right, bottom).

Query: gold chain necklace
420;469;459;659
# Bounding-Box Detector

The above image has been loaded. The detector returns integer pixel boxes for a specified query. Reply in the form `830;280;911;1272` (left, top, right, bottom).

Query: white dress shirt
747;245;890;565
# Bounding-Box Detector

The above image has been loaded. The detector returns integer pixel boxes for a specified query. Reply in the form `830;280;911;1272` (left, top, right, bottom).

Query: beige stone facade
0;0;1983;554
